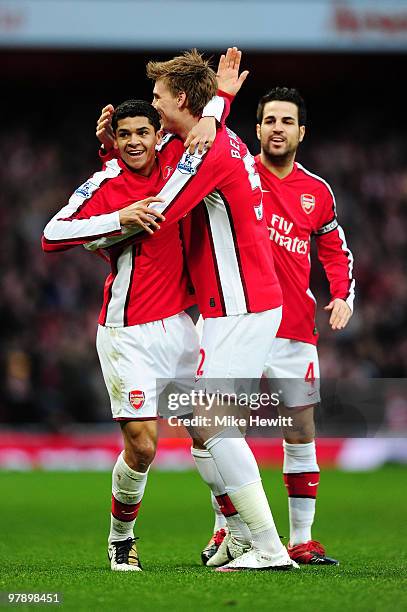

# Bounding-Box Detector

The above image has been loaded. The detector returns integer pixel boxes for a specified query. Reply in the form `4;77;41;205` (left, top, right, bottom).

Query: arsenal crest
163;165;173;180
129;390;145;410
301;194;315;214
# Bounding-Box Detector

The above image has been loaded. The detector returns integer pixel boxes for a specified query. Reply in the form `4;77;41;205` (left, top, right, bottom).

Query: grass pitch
0;466;406;611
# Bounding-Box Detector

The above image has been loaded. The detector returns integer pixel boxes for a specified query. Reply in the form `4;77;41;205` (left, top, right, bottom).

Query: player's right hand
119;197;166;234
216;47;249;97
184;117;217;154
96;104;115;151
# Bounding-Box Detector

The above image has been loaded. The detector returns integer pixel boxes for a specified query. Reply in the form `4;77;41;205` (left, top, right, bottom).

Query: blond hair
146;49;217;117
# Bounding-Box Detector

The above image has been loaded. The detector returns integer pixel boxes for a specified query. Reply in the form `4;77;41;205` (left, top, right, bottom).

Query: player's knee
125;432;157;471
183;423;206;447
190;426;211;446
283;421;315;443
283;420;315;444
127;440;156;471
192;437;206;450
284;434;314;444
282;405;315;443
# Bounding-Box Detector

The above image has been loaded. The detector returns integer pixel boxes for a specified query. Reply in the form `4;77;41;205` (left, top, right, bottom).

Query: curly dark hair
112;99;161;132
257;87;307;126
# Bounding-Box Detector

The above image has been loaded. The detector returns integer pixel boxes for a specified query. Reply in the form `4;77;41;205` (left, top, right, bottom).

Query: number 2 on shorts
196;348;206;377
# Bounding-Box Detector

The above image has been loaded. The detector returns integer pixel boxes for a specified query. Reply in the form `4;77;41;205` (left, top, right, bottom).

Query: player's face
152;79;184;132
114;116;160;175
257;101;305;162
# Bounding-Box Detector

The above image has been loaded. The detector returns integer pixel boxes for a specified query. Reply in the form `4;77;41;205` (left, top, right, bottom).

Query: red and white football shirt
90;127;282;318
256;157;354;345
42;156;195;326
42;94;232;326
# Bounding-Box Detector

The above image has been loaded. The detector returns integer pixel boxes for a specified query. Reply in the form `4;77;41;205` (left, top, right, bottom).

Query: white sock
191;447;227;531
204;430;261;491
229;482;284;555
191;447;250;542
288;499;315;545
283;441;319;546
224;513;251;545
191;447;226;496
205;430;283;554
211;492;227;531
109;451;149;543
283;440;319;473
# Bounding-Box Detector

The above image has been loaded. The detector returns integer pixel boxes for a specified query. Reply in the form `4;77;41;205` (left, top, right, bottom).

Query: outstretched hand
96;104;115;151
216;46;249;97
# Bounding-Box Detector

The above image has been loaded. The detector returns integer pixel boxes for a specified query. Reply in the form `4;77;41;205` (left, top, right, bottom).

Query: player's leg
108;420;157;571
166;308;241;564
191;445;227;564
112;420;157;539
282;409;337;564
211;491;227;533
190;406;252;565
280;403;317;546
193;311;277;565
187;313;230;562
190;310;298;571
96;322;164;571
191;440;251;566
265;339;338;565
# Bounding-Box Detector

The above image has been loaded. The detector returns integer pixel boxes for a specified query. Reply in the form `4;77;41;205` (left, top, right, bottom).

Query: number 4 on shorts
305;361;315;383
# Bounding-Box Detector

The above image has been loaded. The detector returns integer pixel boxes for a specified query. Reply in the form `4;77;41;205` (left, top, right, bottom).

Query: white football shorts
197;307;282;394
96;311;200;420
263;338;320;408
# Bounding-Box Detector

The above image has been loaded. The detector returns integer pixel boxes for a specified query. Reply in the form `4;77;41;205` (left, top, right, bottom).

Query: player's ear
113;136;119;150
256;123;261;141
299;125;305;142
177;91;187;109
156;129;163;146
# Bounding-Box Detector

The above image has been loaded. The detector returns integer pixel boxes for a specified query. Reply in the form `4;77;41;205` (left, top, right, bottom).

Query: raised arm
216;46;249;97
96;104;115;152
184;47;248;154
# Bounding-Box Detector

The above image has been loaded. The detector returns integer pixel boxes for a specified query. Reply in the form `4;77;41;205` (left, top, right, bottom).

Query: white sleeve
84;223;137;251
43;159;123;244
44;204;121;242
201;96;225;122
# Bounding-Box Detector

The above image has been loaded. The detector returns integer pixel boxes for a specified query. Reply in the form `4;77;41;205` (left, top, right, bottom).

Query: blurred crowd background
1;1;407;434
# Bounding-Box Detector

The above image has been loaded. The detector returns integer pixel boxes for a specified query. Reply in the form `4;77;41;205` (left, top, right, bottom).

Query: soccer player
258;87;353;565
91;49;298;572
202;82;354;567
42;99;219;572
